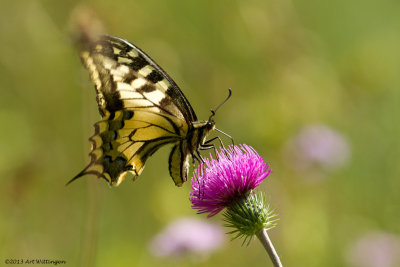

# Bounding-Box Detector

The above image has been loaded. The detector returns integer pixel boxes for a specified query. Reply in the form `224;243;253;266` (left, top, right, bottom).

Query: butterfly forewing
98;36;196;121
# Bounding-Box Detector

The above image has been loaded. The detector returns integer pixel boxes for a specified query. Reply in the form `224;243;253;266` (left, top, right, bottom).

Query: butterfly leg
201;136;234;159
201;136;228;159
196;150;205;163
200;143;218;159
195;155;206;200
213;128;236;157
214;128;235;146
191;151;206;199
192;151;204;164
204;136;224;147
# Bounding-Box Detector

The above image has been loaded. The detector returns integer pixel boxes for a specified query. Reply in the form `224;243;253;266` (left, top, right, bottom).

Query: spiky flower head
190;144;271;217
189;144;280;263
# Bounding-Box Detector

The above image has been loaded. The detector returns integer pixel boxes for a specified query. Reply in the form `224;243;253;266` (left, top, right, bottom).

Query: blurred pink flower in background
149;217;225;259
283;124;351;172
346;231;400;267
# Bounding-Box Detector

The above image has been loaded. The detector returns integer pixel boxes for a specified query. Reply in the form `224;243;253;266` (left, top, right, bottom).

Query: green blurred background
1;0;399;266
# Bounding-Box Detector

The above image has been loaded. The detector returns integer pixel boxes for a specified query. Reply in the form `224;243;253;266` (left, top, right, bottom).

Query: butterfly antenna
209;88;232;120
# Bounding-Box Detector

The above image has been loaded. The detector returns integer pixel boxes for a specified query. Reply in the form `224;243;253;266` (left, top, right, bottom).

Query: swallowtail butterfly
68;35;230;187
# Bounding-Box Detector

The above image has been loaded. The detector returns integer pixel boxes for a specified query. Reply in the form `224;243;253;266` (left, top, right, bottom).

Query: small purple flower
346;232;400;267
149;217;225;259
283;124;351;171
190;144;271;217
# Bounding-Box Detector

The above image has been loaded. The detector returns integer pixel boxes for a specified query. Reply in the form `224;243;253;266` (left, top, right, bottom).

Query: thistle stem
256;228;282;267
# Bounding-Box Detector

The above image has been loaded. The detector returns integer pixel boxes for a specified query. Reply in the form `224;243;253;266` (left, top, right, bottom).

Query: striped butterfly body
69;35;216;187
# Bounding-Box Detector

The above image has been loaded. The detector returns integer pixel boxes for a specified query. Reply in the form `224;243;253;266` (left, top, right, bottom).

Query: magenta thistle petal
190;144;271;217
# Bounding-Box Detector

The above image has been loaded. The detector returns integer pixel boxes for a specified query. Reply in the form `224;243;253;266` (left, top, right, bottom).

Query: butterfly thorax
188;120;215;152
167;119;215;187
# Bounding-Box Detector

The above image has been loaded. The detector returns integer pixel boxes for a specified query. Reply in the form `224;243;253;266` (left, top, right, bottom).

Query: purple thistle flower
188;144;281;265
190;144;271;217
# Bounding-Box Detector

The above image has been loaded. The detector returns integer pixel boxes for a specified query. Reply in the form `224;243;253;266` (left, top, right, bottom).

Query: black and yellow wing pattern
69;35;216;187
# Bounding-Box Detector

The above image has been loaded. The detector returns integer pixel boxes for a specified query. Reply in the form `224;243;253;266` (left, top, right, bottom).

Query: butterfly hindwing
80;109;182;185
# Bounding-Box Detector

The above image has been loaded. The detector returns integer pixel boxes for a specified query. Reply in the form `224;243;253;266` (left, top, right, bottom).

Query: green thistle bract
223;192;278;246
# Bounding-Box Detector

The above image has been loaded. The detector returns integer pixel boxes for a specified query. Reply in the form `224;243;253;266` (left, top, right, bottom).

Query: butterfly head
206;110;216;130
